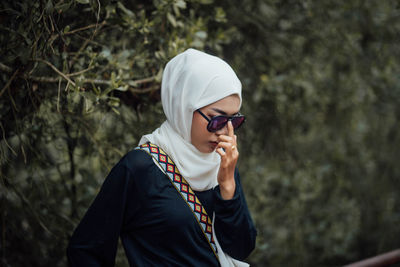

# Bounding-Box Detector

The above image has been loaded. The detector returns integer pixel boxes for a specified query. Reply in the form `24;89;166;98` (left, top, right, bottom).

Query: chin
193;142;215;153
207;148;215;153
206;144;217;153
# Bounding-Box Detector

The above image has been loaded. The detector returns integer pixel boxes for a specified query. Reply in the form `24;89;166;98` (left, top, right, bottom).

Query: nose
214;123;229;136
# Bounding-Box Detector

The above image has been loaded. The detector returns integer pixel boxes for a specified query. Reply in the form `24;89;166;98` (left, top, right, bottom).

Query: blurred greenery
1;0;399;266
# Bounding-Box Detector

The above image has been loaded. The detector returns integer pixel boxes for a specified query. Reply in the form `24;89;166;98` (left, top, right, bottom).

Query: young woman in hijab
67;49;257;266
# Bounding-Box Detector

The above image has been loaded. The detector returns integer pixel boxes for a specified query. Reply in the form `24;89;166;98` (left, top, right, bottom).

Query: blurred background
1;0;400;266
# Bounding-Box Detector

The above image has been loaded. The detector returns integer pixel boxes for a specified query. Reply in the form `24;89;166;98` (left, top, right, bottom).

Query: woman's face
191;94;241;153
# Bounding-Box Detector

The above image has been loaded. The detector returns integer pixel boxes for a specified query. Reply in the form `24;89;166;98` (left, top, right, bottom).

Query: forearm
218;177;236;200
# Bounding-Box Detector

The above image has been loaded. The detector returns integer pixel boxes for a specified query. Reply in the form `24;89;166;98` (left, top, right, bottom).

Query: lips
210;141;218;147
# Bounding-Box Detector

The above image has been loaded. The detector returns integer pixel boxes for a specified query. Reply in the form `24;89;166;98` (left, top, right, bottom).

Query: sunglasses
196;109;246;132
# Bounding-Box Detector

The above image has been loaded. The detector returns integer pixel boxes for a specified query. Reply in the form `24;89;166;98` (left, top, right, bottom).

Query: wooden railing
343;249;400;267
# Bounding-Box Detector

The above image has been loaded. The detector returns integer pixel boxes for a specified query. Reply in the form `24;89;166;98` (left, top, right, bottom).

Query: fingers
217;141;234;150
216;123;239;175
217;121;236;144
218;134;237;143
228;120;234;137
216;141;239;168
216;141;239;156
217;121;238;154
215;146;225;157
216;121;239;160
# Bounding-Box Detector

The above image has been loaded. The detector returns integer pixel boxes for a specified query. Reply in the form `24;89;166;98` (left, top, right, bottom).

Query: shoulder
119;148;155;173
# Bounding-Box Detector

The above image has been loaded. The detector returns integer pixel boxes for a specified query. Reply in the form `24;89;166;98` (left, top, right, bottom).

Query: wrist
219;179;236;200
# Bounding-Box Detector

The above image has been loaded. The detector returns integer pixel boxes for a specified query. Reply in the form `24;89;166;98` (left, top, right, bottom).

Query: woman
67;49;257;266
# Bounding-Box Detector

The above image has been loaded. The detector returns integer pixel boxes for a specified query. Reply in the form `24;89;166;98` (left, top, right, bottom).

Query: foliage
0;0;231;266
223;0;400;266
1;0;400;266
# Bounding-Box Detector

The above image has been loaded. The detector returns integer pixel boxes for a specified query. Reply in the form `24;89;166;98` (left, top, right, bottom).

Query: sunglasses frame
196;109;245;132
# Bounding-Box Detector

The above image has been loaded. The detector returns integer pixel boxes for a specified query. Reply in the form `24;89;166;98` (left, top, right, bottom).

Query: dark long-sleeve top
67;148;257;266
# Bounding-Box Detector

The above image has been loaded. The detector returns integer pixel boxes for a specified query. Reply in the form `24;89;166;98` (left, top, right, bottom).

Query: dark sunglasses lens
208;116;229;132
207;115;245;132
231;116;245;129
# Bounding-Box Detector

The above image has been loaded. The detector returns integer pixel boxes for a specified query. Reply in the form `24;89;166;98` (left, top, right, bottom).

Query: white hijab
139;48;242;191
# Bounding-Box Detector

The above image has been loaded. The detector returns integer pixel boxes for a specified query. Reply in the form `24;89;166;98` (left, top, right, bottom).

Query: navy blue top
67;149;257;266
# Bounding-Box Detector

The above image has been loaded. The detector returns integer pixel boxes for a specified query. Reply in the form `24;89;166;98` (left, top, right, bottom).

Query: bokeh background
1;0;400;266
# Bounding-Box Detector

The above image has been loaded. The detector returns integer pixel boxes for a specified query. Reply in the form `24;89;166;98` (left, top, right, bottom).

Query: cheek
190;113;209;144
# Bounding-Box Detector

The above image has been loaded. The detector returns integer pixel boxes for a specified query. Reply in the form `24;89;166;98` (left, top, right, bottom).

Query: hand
215;121;238;200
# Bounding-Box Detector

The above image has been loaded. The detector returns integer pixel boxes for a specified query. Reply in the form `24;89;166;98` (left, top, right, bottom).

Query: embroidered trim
136;143;218;259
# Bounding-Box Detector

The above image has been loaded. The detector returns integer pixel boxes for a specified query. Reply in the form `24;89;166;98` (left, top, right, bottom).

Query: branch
6;178;54;236
67;66;95;77
0;122;17;156
0;61;158;92
64;21;106;36
48;21;107;48
83;76;157;86
0;69;18;98
0;63;12;73
133;76;157;84
35;59;76;86
62;115;78;219
70;20;107;66
129;85;160;94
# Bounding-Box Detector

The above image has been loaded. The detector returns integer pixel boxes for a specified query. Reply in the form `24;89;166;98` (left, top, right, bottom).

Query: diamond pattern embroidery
136;143;218;257
195;204;202;213
166;164;174;173
159;154;167;163
174;174;181;183
188;194;195;203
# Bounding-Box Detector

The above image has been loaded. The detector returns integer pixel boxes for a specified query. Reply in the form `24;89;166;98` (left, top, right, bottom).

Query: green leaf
155;68;164;83
117;2;135;17
167;13;177;27
45;0;54;14
195;31;207;39
111;107;120;115
63;25;70;34
175;0;187;9
75;0;90;4
115;85;128;91
198;0;213;4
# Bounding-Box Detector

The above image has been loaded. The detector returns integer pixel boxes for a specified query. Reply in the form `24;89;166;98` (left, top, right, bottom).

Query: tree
0;0;232;266
2;0;400;266
223;0;400;265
